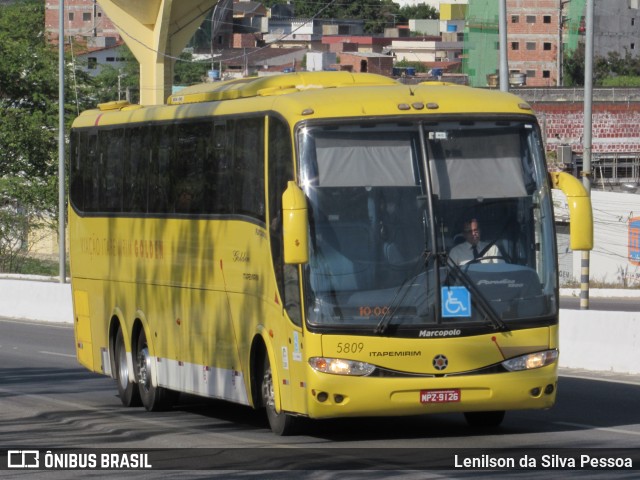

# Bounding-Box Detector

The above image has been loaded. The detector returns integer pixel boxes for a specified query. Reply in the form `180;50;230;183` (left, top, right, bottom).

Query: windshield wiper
442;254;510;332
374;251;432;335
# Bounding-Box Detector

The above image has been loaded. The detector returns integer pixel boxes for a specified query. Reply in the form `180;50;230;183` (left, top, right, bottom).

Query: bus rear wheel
464;410;505;428
261;353;298;436
135;328;177;411
114;327;141;407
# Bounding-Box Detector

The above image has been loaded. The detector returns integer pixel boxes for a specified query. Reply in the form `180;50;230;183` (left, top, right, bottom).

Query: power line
104;0;341;66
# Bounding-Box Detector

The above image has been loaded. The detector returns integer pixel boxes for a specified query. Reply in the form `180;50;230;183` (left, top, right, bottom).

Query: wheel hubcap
137;345;152;392
117;341;129;390
262;368;275;408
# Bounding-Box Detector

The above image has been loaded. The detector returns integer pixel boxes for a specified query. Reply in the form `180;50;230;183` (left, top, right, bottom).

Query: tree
92;45;140;104
0;0;70;272
174;51;211;86
564;45;640;87
563;45;585;87
397;4;439;23
259;0;437;34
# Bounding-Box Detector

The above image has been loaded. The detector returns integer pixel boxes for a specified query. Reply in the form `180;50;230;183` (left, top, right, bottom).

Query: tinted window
70;115;267;223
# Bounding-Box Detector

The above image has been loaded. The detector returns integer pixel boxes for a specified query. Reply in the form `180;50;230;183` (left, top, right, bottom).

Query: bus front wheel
135;328;177;411
464;410;505;428
261;353;298;435
114;327;141;407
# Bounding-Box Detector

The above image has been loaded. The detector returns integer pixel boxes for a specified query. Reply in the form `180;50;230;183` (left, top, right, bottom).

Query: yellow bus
69;71;592;435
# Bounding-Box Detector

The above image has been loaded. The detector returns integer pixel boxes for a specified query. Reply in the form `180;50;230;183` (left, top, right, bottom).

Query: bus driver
449;218;503;265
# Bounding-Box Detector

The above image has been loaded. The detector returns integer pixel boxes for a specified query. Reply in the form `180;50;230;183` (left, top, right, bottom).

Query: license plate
420;389;461;404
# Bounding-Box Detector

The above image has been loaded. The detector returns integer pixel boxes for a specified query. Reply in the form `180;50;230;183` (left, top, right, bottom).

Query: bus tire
135;328;177;412
114;327;141;407
261;353;298;436
464;410;505;428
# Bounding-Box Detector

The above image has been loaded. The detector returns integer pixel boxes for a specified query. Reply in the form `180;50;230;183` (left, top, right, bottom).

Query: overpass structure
97;0;219;105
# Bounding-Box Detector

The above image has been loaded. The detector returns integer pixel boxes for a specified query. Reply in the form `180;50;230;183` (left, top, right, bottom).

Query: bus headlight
309;357;376;376
502;349;558;372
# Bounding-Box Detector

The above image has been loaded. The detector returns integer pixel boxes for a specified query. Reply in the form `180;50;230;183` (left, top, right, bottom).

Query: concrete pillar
97;0;218;105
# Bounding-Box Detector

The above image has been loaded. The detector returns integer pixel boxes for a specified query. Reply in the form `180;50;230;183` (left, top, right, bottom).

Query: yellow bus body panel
73;289;94;370
296;325;558;418
69;212;277;402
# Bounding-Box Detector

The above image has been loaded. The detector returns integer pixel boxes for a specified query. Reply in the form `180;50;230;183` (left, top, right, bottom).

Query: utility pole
557;1;570;87
58;0;66;283
117;69;123;100
581;0;594;309
499;0;509;92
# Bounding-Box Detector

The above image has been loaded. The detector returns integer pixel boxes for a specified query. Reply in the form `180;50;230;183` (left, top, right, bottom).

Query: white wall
554;189;640;287
0;276;72;324
560;308;640;375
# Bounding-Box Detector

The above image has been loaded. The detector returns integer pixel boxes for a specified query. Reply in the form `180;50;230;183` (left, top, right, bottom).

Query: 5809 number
336;342;364;354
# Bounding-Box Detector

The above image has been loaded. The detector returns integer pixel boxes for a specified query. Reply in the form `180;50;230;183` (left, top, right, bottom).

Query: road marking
39;350;76;358
555;421;640;437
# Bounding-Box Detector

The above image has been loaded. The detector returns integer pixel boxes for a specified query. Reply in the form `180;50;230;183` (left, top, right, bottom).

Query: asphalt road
1;318;639;479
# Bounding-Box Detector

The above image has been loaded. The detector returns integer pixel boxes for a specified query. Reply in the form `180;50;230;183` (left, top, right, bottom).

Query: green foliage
601;75;640;87
564;45;640;87
0;0;64;272
397;4;439;23
0;1;58;111
260;0;436;34
394;59;428;73
11;255;65;276
91;45;140;104
562;45;585;87
174;51;210;86
92;48;211;102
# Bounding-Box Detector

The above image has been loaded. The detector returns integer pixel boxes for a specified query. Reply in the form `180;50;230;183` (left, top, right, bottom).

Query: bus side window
207;122;232;214
175;122;206;214
69;130;84;211
103;128;124;212
148;125;173;213
123;126;149;214
233;117;265;221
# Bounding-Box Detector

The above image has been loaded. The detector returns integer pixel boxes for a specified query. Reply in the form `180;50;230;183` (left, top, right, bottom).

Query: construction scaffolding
566;0;587;53
463;0;499;88
462;0;587;88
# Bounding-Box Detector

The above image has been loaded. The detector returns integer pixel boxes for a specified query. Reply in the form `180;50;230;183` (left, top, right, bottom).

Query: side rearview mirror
282;181;309;264
549;171;593;251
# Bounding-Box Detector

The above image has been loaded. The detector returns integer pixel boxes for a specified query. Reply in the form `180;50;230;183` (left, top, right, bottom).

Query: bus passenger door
279;264;307;414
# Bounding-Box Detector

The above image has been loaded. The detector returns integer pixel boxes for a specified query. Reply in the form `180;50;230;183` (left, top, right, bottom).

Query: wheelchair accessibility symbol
441;287;471;318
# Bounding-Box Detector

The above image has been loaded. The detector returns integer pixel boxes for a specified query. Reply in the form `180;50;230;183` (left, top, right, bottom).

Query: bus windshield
297;120;557;332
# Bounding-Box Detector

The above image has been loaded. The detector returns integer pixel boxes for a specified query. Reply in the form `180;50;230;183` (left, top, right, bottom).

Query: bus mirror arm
549;171;593;251
282;181;310;264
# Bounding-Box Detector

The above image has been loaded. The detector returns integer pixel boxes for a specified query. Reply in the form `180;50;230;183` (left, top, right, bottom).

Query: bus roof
73;72;534;128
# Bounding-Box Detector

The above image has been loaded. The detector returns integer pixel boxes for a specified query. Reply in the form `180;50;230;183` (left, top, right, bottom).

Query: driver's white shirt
449;241;502;265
